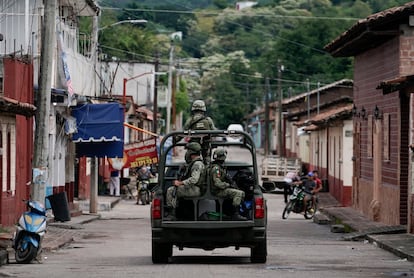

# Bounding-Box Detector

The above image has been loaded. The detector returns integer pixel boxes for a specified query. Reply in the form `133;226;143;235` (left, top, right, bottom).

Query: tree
199;51;262;128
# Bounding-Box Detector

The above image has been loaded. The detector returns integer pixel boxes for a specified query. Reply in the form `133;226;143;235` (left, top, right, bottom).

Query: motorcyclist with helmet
183;100;216;163
164;142;205;220
136;164;154;205
210;148;247;221
303;171;322;212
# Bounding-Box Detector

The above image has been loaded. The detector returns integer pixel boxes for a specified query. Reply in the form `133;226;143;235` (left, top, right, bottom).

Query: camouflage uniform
184;100;216;163
166;142;205;211
210;149;246;220
211;163;245;207
183;112;216;131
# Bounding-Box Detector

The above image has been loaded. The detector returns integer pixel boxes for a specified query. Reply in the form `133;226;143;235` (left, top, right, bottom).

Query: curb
367;234;414;262
0;249;8;266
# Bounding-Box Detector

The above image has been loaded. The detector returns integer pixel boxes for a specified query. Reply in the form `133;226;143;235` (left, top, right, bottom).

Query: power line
99;6;360;21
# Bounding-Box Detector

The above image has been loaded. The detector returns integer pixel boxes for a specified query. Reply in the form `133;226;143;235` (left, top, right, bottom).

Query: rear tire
140;193;147;205
15;241;38;264
250;237;267;263
152;240;172;264
304;199;317;219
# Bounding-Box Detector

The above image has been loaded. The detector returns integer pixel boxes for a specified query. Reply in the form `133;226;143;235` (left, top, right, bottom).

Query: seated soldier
164;142;205;220
210;149;246;221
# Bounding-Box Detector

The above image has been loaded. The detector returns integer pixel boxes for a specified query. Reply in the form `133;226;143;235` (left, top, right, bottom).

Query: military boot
164;207;176;221
231;207;247;221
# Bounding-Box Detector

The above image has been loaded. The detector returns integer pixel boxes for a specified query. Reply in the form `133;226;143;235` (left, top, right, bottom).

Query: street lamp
98;19;147;32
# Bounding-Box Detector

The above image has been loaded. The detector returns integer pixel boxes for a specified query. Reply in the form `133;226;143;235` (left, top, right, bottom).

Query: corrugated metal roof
245;79;353;120
282;79;353;105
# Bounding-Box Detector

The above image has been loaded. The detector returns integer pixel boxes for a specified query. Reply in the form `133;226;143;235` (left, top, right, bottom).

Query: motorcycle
282;185;317;220
137;180;151;205
12;200;47;263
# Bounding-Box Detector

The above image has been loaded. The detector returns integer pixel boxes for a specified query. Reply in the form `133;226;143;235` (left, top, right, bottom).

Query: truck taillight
254;197;265;219
152;198;161;219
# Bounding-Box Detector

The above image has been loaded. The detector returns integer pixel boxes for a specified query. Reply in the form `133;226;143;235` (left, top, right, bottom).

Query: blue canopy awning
72;103;124;157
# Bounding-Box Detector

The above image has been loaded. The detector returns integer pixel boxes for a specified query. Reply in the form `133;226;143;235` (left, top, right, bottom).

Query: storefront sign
109;138;158;170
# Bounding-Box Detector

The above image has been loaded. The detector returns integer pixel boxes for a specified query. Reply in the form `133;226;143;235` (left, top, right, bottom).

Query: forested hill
96;0;410;129
100;0;409;13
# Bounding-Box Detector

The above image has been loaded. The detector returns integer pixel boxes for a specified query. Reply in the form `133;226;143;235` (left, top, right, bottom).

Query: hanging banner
57;30;75;105
108;138;158;170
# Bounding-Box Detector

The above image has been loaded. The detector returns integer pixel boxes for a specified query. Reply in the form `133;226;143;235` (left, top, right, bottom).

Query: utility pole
264;77;270;156
166;40;174;134
172;71;176;130
32;0;56;204
89;13;99;214
317;81;320;114
153;53;159;134
307;79;310;119
277;60;284;157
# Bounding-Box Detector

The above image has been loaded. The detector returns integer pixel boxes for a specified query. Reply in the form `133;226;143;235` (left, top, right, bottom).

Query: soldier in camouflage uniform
210;149;247;221
165;142;205;220
183;100;216;163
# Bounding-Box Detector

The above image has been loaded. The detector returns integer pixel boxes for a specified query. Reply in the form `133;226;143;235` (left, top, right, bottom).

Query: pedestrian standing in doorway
110;170;120;197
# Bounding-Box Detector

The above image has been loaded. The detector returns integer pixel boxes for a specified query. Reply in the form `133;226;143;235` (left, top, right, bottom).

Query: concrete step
75;197;121;212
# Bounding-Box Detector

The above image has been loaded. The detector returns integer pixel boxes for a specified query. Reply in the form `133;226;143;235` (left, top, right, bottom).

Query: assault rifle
172;165;187;198
225;172;238;189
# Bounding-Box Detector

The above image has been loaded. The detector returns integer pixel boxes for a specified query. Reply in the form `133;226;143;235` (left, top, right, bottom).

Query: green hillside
94;0;409;129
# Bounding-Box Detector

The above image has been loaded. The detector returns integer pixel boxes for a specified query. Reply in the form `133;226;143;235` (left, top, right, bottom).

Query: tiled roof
325;2;414;57
137;106;154;121
0;96;36;117
377;75;414;94
294;103;353;127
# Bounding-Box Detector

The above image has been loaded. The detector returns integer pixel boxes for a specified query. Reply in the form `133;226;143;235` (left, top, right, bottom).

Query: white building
236;1;258;10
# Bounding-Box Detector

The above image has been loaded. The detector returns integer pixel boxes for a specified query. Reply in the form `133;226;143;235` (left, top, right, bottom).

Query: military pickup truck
261;155;302;192
151;130;267;264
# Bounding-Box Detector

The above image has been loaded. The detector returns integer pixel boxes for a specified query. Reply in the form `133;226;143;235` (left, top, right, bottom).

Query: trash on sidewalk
47;192;71;222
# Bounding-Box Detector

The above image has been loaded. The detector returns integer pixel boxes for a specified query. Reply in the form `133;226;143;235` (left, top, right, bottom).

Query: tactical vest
182;158;206;189
187;115;213;130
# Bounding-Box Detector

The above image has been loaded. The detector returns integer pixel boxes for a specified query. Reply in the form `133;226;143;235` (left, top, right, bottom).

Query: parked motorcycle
137;180;151;205
282;185;317;220
12;200;47;263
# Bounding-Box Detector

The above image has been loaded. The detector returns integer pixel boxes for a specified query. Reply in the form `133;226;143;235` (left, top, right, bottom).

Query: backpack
233;169;255;199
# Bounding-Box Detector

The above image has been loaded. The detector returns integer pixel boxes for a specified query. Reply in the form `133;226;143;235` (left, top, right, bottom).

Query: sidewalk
0;196;123;265
316;192;414;261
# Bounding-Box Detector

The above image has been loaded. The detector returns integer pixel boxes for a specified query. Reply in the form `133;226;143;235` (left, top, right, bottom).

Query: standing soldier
165;142;205;220
183;100;216;163
210;149;246;221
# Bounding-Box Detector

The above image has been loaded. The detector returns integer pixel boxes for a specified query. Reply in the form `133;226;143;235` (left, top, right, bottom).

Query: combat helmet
185;142;202;155
191;100;206;112
213;149;227;161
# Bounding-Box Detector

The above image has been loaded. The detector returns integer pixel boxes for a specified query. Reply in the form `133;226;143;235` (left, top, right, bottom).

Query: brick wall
353;38;403;225
399;25;414;76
